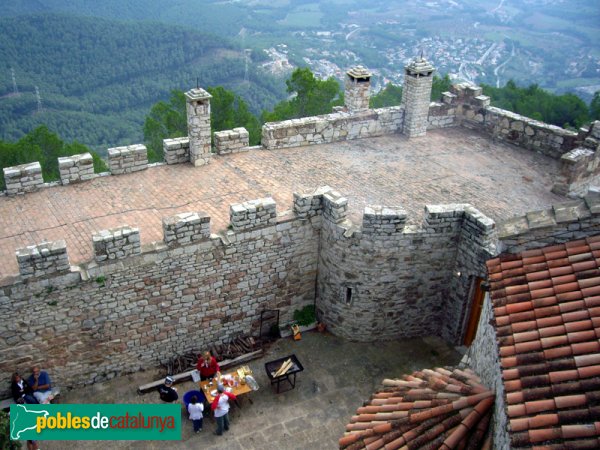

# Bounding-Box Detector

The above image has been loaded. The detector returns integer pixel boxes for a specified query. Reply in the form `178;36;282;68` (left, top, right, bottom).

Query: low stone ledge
163;212;210;246
362;206;407;234
16;240;70;279
59;153;94;185
163;137;190;165
214;127;250;155
92;226;141;262
108;144;148;175
229;198;277;231
3;162;44;195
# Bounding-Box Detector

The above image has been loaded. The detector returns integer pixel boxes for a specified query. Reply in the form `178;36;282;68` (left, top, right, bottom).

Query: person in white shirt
187;395;204;433
210;383;237;436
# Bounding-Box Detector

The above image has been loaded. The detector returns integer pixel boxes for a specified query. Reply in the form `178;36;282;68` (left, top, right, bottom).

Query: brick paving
0;128;564;281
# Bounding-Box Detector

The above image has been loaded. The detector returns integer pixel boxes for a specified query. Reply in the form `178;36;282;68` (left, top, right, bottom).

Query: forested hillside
0;14;285;152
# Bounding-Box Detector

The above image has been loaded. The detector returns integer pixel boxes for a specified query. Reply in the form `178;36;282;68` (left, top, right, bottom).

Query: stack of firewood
160;335;261;376
210;336;258;361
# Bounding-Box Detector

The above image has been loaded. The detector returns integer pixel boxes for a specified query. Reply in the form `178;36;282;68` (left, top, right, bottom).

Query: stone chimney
344;66;372;111
185;88;212;167
401;57;435;138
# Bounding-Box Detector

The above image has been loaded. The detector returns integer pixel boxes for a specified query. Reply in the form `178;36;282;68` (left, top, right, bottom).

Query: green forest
0;14;285;152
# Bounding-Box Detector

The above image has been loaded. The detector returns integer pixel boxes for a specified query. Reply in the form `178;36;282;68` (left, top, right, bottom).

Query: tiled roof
339;367;494;450
487;236;600;448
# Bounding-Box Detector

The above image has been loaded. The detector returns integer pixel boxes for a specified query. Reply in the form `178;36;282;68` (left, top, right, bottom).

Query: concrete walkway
38;332;462;449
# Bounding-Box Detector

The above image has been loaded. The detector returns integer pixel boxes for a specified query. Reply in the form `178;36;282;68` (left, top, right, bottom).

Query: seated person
27;366;54;404
11;372;38;404
196;351;220;381
158;376;178;402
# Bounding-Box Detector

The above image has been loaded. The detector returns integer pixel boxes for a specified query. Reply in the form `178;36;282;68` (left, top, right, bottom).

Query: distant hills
0;13;284;151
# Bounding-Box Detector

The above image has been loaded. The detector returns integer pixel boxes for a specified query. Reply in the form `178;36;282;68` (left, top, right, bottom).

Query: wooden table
198;372;252;403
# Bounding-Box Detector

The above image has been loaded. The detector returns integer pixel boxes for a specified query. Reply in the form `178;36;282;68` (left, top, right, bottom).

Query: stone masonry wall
58;153;94;185
317;191;496;343
162;212;210;246
452;84;578;159
229;198;277;231
0;198;320;391
434;205;497;342
261;106;404;150
92;226;141;262
498;194;600;254
163;137;190;165
107;144;148;175
15;240;70;280
427;92;458;130
214;127;250;155
3;162;44;195
552;121;600;196
467;293;510;450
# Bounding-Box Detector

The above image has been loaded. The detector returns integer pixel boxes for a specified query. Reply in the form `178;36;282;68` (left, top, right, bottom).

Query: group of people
11;365;57;405
158;351;237;437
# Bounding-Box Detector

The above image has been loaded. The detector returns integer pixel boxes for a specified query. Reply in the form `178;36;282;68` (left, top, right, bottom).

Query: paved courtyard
37;332;462;450
0;127;564;281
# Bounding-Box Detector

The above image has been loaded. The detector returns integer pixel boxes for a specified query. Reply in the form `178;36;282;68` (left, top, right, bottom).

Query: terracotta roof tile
339;367;494;449
487;239;600;449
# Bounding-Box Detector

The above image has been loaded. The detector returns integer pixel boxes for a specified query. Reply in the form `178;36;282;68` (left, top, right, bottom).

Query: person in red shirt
196;351;220;381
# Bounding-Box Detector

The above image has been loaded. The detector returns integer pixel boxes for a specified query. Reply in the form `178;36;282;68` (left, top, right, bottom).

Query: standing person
27;366;54;404
158;376;179;403
211;383;237;436
187;395;204;433
11;373;38;404
196;351;220;381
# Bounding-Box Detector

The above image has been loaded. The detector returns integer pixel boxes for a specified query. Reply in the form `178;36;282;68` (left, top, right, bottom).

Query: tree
0;410;20;449
262;68;343;122
369;74;453;108
143;91;187;162
0;126;107;190
590;91;600;121
143;87;262;160
370;83;403;108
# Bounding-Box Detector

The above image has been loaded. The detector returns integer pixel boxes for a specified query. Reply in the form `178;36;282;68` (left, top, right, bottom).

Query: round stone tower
401;57;435;138
344;66;372;111
185;88;213;167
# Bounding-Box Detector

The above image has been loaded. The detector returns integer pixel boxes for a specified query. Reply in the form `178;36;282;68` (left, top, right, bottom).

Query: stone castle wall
497;194;600;254
317;197;496;343
58;153;94;185
261;106;404;149
108;144;148;175
0;197;320;390
3;162;44;195
466;293;510;450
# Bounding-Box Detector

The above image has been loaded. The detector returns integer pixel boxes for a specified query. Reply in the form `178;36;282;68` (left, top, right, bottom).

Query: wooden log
138;349;264;394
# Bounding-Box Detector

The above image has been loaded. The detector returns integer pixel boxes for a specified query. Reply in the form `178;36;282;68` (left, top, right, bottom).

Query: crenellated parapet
16;240;70;279
229;197;277;231
92;226;141;262
3;162;44;195
108;144;148;175
59;153;94;185
162;212;210;246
